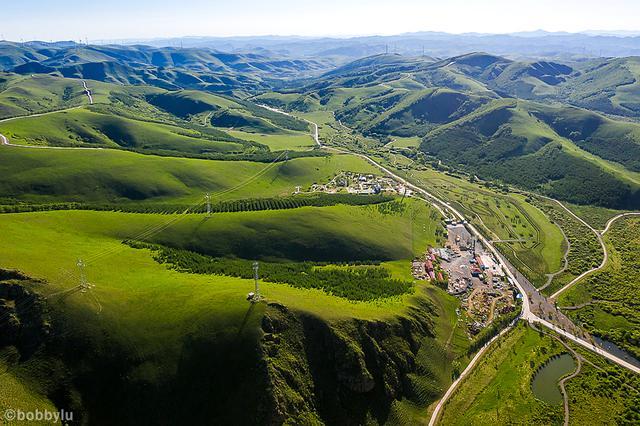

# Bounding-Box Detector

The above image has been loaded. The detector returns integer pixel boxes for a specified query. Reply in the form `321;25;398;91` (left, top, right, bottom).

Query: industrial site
413;221;517;336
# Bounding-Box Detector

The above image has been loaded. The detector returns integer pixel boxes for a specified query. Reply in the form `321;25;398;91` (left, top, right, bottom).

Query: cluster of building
438;222;516;336
411;248;444;282
305;171;413;196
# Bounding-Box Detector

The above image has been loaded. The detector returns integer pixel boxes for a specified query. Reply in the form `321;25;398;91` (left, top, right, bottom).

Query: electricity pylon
205;193;211;216
71;259;101;313
76;258;94;293
253;261;260;298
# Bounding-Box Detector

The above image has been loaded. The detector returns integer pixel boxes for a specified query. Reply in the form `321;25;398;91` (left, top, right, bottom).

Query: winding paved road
272;111;640;424
1;80;94;149
261;106;639;366
82;80;93;104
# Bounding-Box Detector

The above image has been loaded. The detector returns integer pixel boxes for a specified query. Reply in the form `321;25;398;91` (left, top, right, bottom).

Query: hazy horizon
6;29;640;46
3;0;640;42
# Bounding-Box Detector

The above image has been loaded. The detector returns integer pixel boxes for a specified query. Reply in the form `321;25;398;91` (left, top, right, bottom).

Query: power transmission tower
76;258;93;293
252;261;261;301
285;150;289;162
205;193;211;216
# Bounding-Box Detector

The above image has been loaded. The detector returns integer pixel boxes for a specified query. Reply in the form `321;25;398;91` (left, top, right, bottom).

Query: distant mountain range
104;31;640;60
0;42;333;96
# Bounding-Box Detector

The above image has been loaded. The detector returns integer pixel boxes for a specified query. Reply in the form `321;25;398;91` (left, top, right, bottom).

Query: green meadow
0;200;457;422
439;324;564;425
0;148;376;205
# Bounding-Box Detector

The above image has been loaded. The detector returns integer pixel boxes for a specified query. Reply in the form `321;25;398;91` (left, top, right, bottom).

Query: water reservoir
531;353;576;405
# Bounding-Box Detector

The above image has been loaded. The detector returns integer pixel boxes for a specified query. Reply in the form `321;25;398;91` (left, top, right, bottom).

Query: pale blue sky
3;0;639;41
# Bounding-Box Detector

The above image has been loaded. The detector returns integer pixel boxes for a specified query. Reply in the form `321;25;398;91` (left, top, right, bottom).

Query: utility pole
205;192;211;216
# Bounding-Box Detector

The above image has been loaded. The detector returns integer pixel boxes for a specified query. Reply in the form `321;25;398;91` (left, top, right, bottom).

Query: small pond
531;353;576;405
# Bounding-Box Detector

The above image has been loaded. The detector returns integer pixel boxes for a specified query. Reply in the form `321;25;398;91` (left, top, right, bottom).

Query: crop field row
0;193;396;215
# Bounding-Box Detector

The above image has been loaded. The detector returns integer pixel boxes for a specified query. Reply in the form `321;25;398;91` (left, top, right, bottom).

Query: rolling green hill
337;87;493;137
559;57;640;117
3;43;640;424
531;104;640;172
420;100;640;208
0;107;250;154
0;73;91;118
0;148;376;205
0;200;462;424
1;42;333;96
0;75;318;157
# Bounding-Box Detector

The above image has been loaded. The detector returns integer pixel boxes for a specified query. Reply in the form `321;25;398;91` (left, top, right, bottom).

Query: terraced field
388;166;565;287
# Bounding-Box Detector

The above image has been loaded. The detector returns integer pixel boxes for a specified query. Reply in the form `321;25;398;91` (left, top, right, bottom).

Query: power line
83;150;288;265
0;151;289;328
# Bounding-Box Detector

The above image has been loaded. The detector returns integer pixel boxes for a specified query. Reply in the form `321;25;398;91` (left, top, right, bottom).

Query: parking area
439;222;516;335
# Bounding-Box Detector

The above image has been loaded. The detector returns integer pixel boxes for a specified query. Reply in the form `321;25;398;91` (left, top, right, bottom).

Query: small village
300;171;413;196
413;220;517;337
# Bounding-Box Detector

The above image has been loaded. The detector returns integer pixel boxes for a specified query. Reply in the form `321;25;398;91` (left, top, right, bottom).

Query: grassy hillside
0;76;318;156
0;202;461;423
0;148;376;205
532;104;640;172
336;88;493;137
0;107;251;154
147;90;310;132
558;217;640;358
560;57;640;118
420;100;640;209
0;74;90;118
